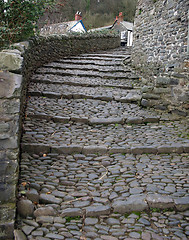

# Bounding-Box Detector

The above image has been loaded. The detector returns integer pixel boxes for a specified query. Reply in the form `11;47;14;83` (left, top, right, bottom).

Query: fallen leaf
21;182;27;187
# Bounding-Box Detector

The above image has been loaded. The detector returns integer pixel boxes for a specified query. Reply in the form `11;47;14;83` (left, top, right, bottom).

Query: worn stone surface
0;49;23;71
15;48;189;240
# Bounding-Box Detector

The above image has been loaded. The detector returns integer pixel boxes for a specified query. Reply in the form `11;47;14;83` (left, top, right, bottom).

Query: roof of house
88;25;112;32
120;21;133;31
40;20;86;36
88;19;133;33
112;20;133;31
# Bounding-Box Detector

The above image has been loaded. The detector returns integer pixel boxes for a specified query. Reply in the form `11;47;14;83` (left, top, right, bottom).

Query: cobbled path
16;48;189;240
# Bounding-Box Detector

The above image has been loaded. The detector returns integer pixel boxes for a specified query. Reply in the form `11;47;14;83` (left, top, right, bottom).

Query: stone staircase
15;48;189;240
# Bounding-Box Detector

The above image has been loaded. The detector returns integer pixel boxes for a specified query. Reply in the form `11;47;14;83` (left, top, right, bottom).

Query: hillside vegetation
38;0;137;29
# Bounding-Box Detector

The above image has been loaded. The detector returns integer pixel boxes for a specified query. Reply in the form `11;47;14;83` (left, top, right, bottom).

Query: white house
40;12;87;36
111;12;133;46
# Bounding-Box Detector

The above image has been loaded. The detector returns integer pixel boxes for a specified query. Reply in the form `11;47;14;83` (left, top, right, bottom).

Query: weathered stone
61;208;83;217
21;143;50;154
51;145;82;154
22;225;35;235
14;230;27;240
39;194;62;204
82;145;107;155
174;197;189;211
36;216;54;224
34;206;56;217
123;91;142;102
0;71;22;98
17;199;34;218
146;194;174;209
53;116;70;123
126;117;143;124
131;146;158;154
89;117;124;125
157;145;183;154
0;50;23;71
156;77;171;86
142;93;160;100
101;236;118;240
84;217;98;225
143;116;159;123
0;221;14;239
108;146;130;154
112;195;148;213
86;205;111;217
26;188;39;203
45;233;64;239
106;218;120;225
138;218;151;226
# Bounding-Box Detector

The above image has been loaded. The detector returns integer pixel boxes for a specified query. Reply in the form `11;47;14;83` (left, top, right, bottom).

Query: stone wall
132;0;189;115
0;33;120;239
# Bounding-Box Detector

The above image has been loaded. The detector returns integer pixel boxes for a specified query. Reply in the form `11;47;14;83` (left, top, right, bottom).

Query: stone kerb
0;33;120;239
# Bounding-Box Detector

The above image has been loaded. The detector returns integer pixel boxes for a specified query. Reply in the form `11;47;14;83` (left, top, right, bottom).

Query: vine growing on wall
0;0;55;49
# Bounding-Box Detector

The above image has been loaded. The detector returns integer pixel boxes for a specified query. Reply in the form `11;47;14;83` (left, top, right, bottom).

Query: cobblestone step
26;97;161;121
31;74;141;89
36;67;139;80
22;118;189;150
21;143;189;155
62;56;125;61
17;47;189;240
55;58;123;66
80;53;129;58
17;151;189;239
28;83;142;103
42;62;130;73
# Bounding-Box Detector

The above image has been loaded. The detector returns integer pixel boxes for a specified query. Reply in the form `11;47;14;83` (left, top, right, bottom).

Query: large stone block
0;137;19;150
0;221;14;240
0;99;20;115
0;159;18;181
0;71;22;98
0;203;16;222
0;181;17;203
0;49;23;72
112;195;148;213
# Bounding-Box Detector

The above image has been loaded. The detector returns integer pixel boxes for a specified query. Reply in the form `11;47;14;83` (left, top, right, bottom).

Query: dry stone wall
0;33;120;239
132;0;189;115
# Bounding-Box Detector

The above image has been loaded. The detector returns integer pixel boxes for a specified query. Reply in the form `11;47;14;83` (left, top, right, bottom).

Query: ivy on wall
0;0;55;49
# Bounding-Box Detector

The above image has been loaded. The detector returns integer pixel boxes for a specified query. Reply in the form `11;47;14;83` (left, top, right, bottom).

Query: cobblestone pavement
15;48;189;240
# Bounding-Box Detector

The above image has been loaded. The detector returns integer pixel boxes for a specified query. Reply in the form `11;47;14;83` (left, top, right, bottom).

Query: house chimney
75;11;82;21
119;12;124;22
116;12;124;24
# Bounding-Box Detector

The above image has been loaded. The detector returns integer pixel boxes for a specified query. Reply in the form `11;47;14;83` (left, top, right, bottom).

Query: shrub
0;0;55;49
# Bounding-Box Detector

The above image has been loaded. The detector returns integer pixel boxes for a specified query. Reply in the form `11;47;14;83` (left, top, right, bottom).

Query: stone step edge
51;60;123;66
60;195;189;217
31;193;189;218
27;91;141;103
35;71;139;81
62;56;126;61
48;194;189;217
31;79;134;90
41;65;131;74
21;143;189;155
26;114;160;125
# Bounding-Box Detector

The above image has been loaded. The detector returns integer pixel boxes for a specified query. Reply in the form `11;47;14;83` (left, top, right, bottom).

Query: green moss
150;208;161;213
65;216;81;223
